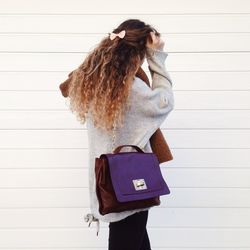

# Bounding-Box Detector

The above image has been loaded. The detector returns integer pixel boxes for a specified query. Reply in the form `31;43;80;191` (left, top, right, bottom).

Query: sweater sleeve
130;47;174;149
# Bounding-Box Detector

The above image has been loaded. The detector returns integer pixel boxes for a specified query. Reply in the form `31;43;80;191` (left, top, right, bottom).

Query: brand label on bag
133;179;147;190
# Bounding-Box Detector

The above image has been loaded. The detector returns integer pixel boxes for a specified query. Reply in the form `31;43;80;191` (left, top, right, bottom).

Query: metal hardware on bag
133;179;147;190
111;112;117;152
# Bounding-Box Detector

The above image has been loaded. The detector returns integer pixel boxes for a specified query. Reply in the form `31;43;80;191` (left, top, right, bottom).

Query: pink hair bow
109;30;126;40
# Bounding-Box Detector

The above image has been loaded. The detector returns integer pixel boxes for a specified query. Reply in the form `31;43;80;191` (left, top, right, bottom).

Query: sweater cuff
146;48;172;84
146;47;168;64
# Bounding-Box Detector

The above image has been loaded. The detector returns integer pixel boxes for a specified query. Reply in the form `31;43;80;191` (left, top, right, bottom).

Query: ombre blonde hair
67;19;160;131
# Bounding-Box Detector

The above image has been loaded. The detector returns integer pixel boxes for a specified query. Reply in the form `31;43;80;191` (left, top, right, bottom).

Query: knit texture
85;47;175;227
135;66;173;163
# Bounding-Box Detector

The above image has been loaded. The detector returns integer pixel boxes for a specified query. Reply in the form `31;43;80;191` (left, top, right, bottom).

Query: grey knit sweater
83;47;175;235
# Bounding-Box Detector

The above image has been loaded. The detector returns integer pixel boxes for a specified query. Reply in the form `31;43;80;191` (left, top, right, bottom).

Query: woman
59;19;174;250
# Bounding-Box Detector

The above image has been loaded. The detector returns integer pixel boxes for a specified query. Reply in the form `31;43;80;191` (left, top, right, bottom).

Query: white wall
0;0;250;249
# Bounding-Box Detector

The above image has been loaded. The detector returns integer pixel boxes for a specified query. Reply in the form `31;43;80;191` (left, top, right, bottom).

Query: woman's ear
146;31;156;48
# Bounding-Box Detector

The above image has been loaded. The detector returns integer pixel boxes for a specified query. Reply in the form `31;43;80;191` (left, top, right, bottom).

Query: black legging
108;210;151;250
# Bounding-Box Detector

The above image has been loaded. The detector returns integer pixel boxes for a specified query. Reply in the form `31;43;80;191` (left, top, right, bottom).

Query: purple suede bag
102;145;170;202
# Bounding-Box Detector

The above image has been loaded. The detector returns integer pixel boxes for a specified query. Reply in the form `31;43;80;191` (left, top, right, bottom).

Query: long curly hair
67;19;161;132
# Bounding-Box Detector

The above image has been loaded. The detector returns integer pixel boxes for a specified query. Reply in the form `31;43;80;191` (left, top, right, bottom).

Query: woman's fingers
147;31;165;50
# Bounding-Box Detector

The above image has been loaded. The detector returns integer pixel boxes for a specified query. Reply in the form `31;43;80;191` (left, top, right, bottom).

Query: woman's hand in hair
146;31;165;51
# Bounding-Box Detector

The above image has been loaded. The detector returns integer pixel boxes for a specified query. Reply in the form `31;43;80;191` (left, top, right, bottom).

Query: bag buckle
133;179;147;190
